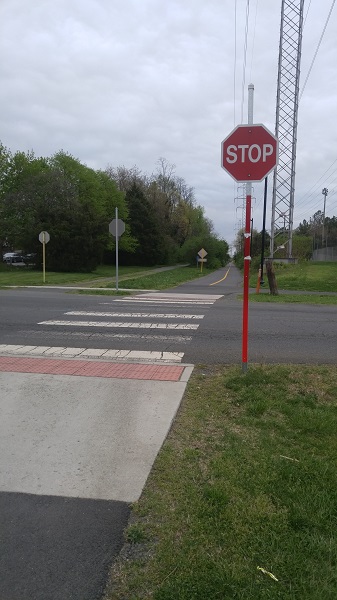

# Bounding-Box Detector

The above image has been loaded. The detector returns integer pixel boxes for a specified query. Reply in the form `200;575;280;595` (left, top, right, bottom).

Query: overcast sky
0;0;336;247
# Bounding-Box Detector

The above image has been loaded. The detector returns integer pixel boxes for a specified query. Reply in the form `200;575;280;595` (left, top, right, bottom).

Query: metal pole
42;236;46;284
250;218;253;256
242;83;254;374
115;206;119;291
322;188;328;246
260;177;268;284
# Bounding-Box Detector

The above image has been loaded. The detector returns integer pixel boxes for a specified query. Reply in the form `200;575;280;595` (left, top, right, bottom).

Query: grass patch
105;267;213;290
0;264;214;291
250;262;337;292
248;293;337;305
105;364;337;600
0;265;174;287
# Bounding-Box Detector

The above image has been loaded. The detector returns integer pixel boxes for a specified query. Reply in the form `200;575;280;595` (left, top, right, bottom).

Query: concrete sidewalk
0;354;192;503
0;351;193;600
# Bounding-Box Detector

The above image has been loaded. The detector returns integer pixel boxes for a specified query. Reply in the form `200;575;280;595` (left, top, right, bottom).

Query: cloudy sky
0;0;336;248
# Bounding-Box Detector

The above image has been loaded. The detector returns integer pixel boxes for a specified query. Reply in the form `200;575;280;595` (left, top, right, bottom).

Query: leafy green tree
295;218;311;236
124;183;163;265
234;227;271;269
1;143;231;271
105;158;227;266
324;216;337;247
1;151;51;253
179;232;229;268
0;142;12;190
292;235;312;259
0;149;130;271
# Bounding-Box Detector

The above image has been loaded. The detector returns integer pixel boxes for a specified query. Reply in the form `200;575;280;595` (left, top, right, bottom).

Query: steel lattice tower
270;0;305;257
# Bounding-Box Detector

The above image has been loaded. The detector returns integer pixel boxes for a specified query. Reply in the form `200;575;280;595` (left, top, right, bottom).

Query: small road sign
39;231;50;244
198;248;208;259
39;231;50;284
221;124;278;182
109;209;125;292
109;219;125;238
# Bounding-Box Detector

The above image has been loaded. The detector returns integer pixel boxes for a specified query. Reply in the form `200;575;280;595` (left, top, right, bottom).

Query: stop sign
109;218;125;238
221;124;278;182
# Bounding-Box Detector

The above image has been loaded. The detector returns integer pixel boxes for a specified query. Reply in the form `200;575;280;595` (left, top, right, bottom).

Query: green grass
105;364;337;600
249;293;337;305
104;267;211;290
0;263;215;292
0;265;171;287
250;261;337;292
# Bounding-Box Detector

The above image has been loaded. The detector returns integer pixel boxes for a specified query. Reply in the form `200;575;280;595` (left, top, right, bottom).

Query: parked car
3;252;20;262
23;253;37;265
2;252;26;266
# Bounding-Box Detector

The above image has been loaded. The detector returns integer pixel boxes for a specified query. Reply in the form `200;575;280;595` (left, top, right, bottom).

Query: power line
293;161;337;223
300;0;336;101
295;183;337;223
293;158;337;209
303;0;312;27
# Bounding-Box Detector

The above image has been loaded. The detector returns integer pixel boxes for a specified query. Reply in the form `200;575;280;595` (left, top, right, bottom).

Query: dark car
3;252;26;266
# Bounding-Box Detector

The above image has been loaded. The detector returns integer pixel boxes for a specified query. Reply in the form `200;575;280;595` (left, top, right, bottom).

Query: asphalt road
174;266;337;364
1;263;337;365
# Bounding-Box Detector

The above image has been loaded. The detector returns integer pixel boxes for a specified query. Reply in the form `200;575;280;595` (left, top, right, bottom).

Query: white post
247;83;254;191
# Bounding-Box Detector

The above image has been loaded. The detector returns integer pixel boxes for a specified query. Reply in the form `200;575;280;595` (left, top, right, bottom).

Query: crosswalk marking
116;298;214;305
0;344;185;363
66;311;204;320
38;320;200;330
111;293;222;306
32;329;192;342
136;293;223;300
114;292;222;304
32;292;220;363
110;291;222;305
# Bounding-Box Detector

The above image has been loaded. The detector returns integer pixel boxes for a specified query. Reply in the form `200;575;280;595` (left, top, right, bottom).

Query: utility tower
270;0;305;257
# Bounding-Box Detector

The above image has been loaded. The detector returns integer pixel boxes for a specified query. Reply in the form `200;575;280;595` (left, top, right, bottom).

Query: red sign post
221;119;278;372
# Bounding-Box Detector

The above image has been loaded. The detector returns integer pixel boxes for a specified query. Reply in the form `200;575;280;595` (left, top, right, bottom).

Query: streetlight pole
322;188;328;246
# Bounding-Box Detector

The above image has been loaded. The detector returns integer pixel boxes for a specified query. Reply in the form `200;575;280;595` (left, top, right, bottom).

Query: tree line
0;144;229;271
233;209;337;266
296;210;337;251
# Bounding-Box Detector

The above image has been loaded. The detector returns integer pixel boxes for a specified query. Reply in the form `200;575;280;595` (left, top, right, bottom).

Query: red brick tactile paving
0;355;184;381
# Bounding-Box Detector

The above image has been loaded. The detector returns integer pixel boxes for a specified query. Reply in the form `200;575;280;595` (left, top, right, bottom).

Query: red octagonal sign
221;124;278;182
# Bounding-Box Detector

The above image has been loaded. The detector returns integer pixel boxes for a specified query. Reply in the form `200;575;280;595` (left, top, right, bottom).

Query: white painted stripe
0;344;40;353
66;311;204;320
0;344;184;362
57;347;87;356
116;299;214;305
34;331;192;342
23;346;53;354
38;320;199;330
138;293;223;300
